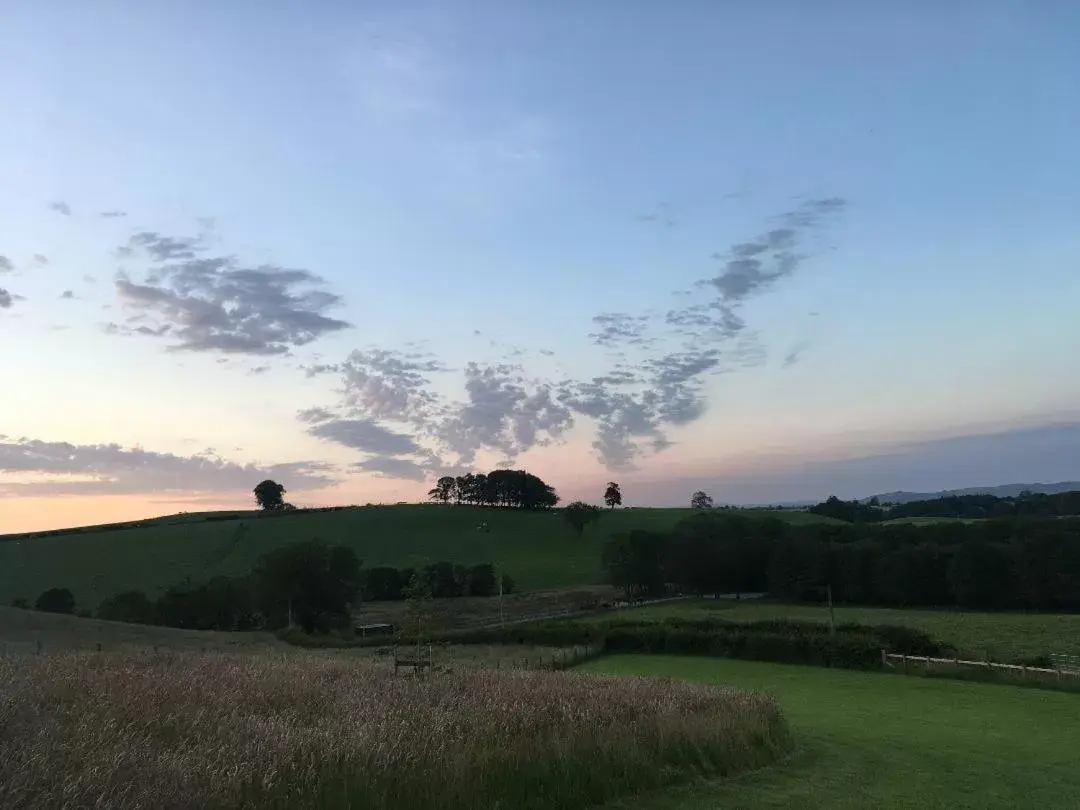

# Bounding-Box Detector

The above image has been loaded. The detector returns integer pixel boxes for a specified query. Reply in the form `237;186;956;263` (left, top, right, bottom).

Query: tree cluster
603;512;1080;611
809;490;1080;523
427;470;559;509
94;538;361;634
563;501;603;536
360;562;514;601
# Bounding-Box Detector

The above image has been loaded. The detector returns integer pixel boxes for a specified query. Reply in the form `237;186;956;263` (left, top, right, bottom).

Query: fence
883;651;1080;683
1049;653;1080;674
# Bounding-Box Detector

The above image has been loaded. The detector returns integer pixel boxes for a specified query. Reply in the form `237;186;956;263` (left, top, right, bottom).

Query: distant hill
862;482;1080;505
0;504;838;610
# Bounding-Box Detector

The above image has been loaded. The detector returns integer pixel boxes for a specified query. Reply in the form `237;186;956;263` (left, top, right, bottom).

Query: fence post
902;654;907;673
36;639;42;655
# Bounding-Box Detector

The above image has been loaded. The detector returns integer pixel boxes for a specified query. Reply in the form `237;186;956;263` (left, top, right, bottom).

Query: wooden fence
883;651;1080;683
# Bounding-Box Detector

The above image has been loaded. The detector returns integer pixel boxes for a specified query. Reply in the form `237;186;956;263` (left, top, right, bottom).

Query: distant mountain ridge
861;482;1080;505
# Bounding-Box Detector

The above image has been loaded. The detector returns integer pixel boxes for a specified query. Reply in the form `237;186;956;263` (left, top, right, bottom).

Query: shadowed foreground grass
581;656;1080;809
0;651;790;810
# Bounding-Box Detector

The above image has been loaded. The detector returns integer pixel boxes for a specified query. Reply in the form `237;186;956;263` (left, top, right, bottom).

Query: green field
0;505;828;610
879;516;978;526
590;599;1080;660
583;656;1080;809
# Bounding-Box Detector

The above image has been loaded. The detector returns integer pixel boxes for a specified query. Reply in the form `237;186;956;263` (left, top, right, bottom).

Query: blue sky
1;1;1078;530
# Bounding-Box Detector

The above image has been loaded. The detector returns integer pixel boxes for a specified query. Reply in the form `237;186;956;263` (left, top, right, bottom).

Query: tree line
13;540;513;635
360;562;514;601
604;511;1080;612
809;490;1080;523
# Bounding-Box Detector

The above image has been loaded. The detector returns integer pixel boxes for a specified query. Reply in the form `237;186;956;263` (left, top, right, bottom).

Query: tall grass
0;651;789;809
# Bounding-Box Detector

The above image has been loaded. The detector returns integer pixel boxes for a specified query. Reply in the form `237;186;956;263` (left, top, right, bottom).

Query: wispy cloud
0;437;338;496
299;196;848;479
111;225;352;355
48;201;72;217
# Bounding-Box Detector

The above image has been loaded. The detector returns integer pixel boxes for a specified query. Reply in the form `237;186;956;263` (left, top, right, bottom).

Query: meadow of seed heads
0;650;790;809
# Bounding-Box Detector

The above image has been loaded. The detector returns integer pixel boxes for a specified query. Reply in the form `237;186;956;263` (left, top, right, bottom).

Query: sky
2;1;1079;532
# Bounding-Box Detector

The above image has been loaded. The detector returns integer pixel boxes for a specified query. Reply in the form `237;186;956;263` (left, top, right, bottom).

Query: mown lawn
0;506;828;609
583;655;1080;809
592;599;1080;660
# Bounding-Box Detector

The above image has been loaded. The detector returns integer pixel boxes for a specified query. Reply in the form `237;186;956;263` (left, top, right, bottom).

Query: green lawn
582;655;1080;809
592;599;1080;660
0;506;830;609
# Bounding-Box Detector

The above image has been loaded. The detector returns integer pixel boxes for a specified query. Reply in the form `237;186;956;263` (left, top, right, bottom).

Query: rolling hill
0;504;834;610
864;481;1080;504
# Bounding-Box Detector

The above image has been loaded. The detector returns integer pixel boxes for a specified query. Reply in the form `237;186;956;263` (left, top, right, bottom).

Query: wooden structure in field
394;644;434;673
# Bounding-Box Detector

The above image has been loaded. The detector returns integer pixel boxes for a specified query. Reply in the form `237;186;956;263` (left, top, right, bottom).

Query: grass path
582;655;1080;809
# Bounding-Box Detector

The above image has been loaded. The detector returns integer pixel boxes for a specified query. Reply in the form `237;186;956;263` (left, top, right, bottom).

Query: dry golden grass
0;650;789;809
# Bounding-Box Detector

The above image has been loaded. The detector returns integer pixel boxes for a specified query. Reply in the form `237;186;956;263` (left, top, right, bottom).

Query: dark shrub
362;567;407;601
468;564;497;597
97;590;157;625
35;587;75;614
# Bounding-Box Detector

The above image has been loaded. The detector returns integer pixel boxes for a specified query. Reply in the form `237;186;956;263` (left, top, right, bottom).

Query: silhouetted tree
690;491;714;510
603;482;623;509
35;587;75;614
428;476;456;504
564;501;603;536
253;479;286;511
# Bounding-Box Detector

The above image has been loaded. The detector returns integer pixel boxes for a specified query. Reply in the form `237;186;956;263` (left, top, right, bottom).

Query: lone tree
564;501;603;536
253;479;286;511
690;490;714;510
603;482;623;509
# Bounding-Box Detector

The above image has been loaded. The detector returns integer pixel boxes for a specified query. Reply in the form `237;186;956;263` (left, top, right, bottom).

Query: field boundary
883;651;1080;682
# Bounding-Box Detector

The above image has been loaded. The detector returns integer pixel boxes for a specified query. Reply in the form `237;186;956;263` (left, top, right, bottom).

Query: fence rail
884;651;1080;681
1049;653;1080;674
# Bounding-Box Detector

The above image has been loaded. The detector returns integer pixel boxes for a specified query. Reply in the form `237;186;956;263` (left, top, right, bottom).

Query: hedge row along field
0;651;791;810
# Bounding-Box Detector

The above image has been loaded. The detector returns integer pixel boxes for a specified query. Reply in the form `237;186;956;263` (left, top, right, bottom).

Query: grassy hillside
0;605;286;655
589;599;1080;660
585;656;1080;809
0;505;826;609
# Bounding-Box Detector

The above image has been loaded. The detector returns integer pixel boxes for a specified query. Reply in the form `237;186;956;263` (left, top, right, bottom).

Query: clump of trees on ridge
427;469;559;510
